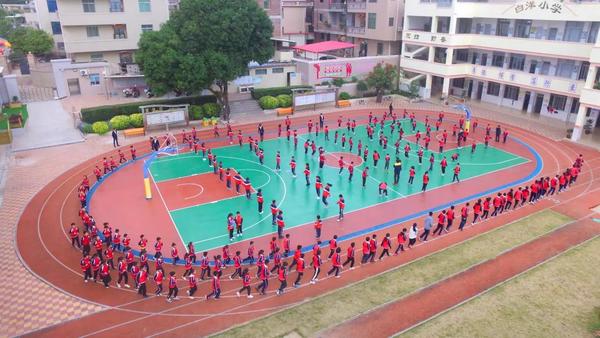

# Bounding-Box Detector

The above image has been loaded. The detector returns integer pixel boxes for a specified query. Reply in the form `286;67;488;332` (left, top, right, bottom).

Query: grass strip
401;236;600;338
213;210;573;338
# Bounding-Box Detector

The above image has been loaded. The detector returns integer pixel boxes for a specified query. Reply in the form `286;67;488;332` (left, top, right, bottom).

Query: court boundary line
150;170;187;248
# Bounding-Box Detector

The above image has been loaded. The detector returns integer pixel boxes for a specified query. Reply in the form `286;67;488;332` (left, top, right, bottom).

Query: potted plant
9;96;22;108
210;117;219;126
202;117;210;127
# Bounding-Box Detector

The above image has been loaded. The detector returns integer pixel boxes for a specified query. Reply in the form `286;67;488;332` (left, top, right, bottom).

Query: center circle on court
323;152;364;168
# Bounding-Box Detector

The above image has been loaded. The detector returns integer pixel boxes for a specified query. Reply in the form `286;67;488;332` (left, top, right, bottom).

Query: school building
400;0;600;141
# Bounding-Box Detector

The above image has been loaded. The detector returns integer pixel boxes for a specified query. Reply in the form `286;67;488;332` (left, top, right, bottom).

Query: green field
150;118;528;251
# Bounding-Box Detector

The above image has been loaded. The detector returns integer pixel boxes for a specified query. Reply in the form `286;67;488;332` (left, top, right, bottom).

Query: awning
293;41;355;53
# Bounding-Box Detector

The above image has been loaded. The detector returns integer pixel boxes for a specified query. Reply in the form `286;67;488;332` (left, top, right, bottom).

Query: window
110;0;123;12
455;49;469;63
57;42;65;50
555;59;575;78
578;62;590;81
89;73;100;86
563;21;583;42
503;85;520;101
471;52;478;65
487;82;500;96
82;0;95;12
319;13;324;22
263;0;269;8
508;53;525;71
255;69;267;75
570;98;580;114
452;78;465;88
113;25;127;39
367;13;376;29
549;94;567;111
514;20;531;38
47;0;57;12
388;17;394;27
480;53;487;66
141;24;153;33
588;22;599;44
272;67;284;73
457;18;472;34
51;21;62;35
377;42;384;55
86;26;99;37
90;52;103;61
540;61;551;75
496;19;510;37
547;27;558;40
368;0;376;2
138;0;151;12
491;52;505;67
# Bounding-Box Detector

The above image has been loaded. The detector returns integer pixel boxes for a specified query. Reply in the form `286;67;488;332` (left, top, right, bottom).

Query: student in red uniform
170;243;179;266
446;205;456;231
362;167;369;187
104;246;114;269
314;215;322;239
200;252;212;279
452;163;461;183
70;223;80;248
288;245;302;271
379;181;388;197
433;210;447;236
256;260;270;295
237;268;254;298
154;268;164;295
137;266;148;297
315;177;323;199
394;228;407;254
408;166;415;184
116;257;130;288
276;262;289;295
81;254;92;282
235;211;244;237
378;233;392;260
166;271;178;302
361;237;371;264
290;156;297;177
99;261;111;288
472;199;482;224
256;189;264;214
337;195;345;220
293;253;305;287
342;242;356;269
276;210;285;239
206;274;221;300
368;234;378;263
283;234;291;257
422;171;430;192
229;251;243;279
187;269;197;299
328;235;338;260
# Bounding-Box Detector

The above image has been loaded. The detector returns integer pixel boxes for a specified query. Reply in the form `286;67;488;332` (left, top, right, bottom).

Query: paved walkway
11;101;84;152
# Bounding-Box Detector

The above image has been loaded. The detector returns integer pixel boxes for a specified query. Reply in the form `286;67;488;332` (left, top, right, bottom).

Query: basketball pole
143;152;157;200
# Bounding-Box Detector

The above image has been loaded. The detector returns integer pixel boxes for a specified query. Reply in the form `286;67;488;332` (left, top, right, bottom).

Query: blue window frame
47;0;58;12
51;21;62;35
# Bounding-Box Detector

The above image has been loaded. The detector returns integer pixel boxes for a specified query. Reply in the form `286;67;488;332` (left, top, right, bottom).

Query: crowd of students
70;108;585;301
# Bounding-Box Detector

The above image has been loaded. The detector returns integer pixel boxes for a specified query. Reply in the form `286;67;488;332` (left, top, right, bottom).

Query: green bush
109;115;131;130
92;121;110;135
189;105;203;120
80;123;94;134
332;78;345;87
201;103;221;118
276;94;292;108
357;80;368;92
258;96;279;109
251;85;311;100
81;95;217;123
339;92;351;100
129;113;144;127
351;76;358;83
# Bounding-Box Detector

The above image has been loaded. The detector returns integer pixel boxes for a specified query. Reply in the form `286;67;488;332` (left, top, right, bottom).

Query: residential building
257;0;314;46
34;0;66;52
400;0;600;141
312;0;404;57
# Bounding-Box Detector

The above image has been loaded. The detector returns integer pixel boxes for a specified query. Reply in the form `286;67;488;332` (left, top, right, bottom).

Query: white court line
150;171;187;249
177;183;205;200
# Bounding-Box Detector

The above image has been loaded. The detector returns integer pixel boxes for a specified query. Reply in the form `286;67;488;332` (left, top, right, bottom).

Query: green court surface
149;119;528;251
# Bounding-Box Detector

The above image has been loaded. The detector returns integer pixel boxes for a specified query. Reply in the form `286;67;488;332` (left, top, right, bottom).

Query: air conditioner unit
80;69;89;76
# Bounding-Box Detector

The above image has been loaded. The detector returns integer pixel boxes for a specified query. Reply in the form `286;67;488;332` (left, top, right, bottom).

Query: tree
136;0;274;120
8;27;54;55
365;63;398;103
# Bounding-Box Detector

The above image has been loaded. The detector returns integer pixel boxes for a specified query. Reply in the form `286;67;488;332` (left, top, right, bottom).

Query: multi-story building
34;0;65;53
312;0;404;57
257;0;314;46
54;0;169;72
400;0;600;141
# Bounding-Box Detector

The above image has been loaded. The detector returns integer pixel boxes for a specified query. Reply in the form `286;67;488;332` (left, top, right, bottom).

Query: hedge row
81;95;217;123
251;86;311;100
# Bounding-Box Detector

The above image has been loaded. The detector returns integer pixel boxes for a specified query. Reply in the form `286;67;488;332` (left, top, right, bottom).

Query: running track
15;107;600;337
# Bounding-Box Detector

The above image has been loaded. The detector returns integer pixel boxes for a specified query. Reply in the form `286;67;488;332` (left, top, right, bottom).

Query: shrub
92;121;110;134
129;113;144;127
351;76;358;83
339;92;351;100
201;103;221;118
251;85;311;100
80;123;94;134
276;94;292;108
357;80;368;92
81;95;217;123
332;78;345;87
189;105;203;120
109;115;131;130
258;96;279;109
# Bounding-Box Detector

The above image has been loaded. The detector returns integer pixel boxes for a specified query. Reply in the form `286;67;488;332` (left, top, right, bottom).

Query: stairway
229;96;264;122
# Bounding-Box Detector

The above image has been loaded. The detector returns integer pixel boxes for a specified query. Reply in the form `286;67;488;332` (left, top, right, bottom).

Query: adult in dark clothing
112;129;120;147
495;125;502;142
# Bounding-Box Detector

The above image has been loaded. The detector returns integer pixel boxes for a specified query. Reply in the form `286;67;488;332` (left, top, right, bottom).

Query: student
290;157;297;177
421;212;433;241
270;247;282;274
482;197;491;219
200;252;211;280
304;163;311;186
327;247;342;278
237;268;254;298
235;211;244;237
314;215;322;239
276;262;288;295
154;268;164;295
116;257;129;288
368;235;378;263
452;163;461;183
315;176;323;199
408;166;415;185
227;213;235;241
433;210;447;236
206;274;221;300
361;237;371;264
166;271;178;302
393;158;402;185
288;245;302;271
458;203;469;230
270;200;278;225
183;255;193;279
362;167;369;187
378;233;391;260
328;235;338;260
342;243;356;269
379;182;388;197
283;234;291;257
337;195;345;220
256;261;270;295
422;171;430;192
394;228;407;254
293;254;305;287
171;243;179;266
310;249;322;284
137;266;148;297
408;223;418;248
446;206;455;232
322;184;331;207
230;251;242;279
276;210;285;239
256;189;264;214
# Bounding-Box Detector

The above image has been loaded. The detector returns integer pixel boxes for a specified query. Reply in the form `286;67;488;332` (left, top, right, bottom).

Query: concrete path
11;100;84;152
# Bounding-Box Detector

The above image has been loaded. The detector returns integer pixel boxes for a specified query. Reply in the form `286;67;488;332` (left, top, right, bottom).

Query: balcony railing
328;2;346;11
347;26;365;35
347;1;366;11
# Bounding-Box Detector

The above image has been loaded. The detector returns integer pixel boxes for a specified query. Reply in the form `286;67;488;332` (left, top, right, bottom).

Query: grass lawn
0;105;29;130
212;210;573;338
401;236;600;338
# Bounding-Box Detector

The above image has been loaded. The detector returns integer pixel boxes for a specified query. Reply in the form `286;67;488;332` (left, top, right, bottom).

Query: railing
329;2;346;10
347;26;365;35
347;1;366;10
